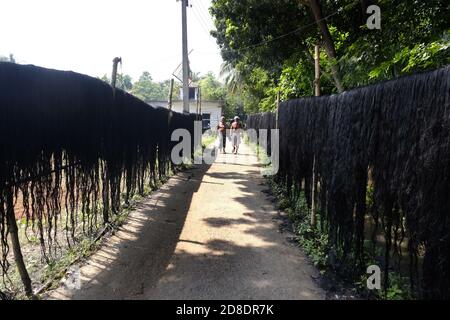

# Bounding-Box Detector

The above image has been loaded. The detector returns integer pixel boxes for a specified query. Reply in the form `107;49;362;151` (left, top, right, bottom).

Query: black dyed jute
0;62;195;295
247;66;450;299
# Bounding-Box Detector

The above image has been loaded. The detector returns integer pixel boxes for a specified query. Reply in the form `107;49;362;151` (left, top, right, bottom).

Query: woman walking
231;116;241;154
217;116;228;153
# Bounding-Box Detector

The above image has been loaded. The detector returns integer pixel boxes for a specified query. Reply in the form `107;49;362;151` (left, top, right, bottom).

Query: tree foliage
100;70;230;108
101;73;133;91
210;0;450;112
247;66;450;299
131;72;174;102
198;72;227;101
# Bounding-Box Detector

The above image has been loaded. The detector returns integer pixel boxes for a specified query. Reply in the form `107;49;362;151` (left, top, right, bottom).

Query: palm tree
219;61;243;94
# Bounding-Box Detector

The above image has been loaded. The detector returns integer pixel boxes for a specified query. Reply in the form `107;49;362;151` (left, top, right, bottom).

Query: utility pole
106;56;121;225
311;44;320;228
181;0;190;114
6;189;33;297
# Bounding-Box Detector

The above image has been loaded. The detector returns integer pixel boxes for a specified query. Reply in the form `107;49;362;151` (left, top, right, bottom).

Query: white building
149;99;224;131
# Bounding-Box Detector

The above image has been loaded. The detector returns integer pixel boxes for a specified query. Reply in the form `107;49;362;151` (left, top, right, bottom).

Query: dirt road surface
47;143;324;300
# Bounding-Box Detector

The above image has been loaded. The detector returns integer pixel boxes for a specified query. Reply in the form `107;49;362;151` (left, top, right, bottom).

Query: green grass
243;134;271;167
202;132;217;149
268;178;329;270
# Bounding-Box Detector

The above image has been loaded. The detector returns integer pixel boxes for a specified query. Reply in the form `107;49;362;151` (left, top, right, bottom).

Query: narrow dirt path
47;143;324;300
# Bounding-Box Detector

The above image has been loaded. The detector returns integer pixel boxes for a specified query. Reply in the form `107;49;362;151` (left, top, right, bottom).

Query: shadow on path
48;143;324;300
48;164;211;299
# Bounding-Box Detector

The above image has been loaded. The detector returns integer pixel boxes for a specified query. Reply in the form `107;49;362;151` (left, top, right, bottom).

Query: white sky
0;0;223;82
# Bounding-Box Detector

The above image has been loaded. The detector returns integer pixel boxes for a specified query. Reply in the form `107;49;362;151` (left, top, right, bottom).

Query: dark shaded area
52;165;210;300
247;66;450;299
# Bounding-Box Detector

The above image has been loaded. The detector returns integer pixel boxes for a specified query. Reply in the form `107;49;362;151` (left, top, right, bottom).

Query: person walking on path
231;116;241;154
47;142;325;300
217;116;228;154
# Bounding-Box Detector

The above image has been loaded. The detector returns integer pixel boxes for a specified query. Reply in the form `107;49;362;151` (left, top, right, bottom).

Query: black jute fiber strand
0;62;195;294
247;66;450;299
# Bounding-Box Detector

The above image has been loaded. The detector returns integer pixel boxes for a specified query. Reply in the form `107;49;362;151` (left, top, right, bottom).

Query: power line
189;3;342;57
192;3;215;35
191;5;211;35
195;0;215;29
191;2;208;26
226;10;341;53
197;1;213;21
190;5;217;46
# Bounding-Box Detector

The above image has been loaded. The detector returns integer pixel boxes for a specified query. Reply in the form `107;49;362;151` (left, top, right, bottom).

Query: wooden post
167;78;174;110
5;189;33;297
196;86;200;120
102;164;110;225
276;91;280;129
111;57;122;98
198;86;202;119
167;79;174;137
311;158;317;227
311;44;320;228
314;45;320;96
105;57;121;223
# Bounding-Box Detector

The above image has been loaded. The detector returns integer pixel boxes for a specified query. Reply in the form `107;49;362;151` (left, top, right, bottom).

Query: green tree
220;61;244;94
0;54;16;63
100;73;133;91
210;0;449;112
131;72;168;102
199;72;226;100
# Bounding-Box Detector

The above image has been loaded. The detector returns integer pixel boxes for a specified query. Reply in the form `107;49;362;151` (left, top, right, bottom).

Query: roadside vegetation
0;167;179;300
247;136;414;300
267;177;413;300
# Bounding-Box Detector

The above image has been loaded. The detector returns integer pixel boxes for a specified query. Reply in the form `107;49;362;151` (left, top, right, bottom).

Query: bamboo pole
111;57;122;98
276;91;280;130
311;45;320;228
6;189;33;298
168;78;174;111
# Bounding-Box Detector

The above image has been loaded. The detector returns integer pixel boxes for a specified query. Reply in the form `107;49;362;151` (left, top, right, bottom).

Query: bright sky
0;0;223;82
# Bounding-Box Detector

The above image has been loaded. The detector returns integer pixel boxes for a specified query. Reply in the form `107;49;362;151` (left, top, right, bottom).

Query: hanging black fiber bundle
249;66;450;299
0;62;195;290
246;112;276;155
